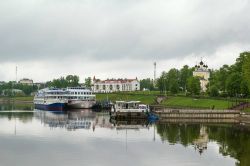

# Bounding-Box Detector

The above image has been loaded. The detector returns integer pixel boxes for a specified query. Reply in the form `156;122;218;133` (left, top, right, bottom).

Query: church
193;60;210;92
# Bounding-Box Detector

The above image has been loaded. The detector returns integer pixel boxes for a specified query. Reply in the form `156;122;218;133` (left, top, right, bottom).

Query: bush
209;85;219;97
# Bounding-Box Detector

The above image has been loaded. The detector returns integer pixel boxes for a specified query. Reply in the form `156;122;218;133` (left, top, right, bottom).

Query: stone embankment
151;107;250;124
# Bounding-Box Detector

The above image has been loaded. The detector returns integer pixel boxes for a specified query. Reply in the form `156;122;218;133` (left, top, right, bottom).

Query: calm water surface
0;104;250;166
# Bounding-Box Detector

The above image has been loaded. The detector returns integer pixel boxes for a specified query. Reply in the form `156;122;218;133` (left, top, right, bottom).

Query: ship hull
67;100;96;109
35;103;66;111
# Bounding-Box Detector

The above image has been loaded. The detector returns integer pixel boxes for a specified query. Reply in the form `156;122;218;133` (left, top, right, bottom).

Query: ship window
75;92;77;95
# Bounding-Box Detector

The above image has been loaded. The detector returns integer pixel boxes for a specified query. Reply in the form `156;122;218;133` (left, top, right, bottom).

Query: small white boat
111;101;150;113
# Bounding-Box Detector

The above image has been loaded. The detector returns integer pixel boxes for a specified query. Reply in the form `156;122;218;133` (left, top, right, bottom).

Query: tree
209;85;219;97
48;75;80;88
140;78;154;91
167;68;180;94
187;76;201;95
156;72;168;94
226;73;241;97
242;52;250;92
179;65;193;92
240;80;249;97
66;75;79;87
84;77;92;88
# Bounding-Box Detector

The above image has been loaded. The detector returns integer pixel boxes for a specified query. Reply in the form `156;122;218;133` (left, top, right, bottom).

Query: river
0;103;249;166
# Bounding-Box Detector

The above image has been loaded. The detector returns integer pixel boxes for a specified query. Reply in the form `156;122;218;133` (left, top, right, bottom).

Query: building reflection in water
193;126;208;155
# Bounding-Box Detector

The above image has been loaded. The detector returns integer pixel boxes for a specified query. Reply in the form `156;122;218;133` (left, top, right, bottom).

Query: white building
19;78;33;85
92;77;140;93
193;60;210;92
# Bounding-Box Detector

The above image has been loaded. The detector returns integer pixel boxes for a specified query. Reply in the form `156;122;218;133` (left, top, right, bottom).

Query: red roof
95;78;138;84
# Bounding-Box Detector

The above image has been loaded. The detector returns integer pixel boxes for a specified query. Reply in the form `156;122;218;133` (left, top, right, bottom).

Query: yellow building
193;60;210;92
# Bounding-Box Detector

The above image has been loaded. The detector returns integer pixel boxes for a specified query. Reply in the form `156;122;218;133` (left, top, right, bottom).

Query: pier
152;108;240;119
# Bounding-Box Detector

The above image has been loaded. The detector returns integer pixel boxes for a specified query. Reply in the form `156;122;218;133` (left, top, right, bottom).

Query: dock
152;108;240;119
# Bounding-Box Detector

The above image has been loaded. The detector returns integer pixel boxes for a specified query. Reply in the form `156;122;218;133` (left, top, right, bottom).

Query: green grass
96;93;156;105
12;96;34;101
0;96;34;102
161;96;234;110
243;107;250;112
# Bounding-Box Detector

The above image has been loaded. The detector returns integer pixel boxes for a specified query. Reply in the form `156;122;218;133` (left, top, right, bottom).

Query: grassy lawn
161;96;234;110
243;107;250;112
12;96;34;101
0;96;34;101
96;93;156;105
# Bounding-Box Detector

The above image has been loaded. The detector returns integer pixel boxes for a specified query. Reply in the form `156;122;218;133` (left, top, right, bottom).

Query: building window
110;85;113;90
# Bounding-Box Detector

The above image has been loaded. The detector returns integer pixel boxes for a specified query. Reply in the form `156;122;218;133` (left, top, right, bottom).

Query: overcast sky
0;0;249;82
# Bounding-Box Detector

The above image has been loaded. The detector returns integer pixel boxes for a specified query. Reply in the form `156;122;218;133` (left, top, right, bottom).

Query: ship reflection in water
34;109;152;132
34;109;114;131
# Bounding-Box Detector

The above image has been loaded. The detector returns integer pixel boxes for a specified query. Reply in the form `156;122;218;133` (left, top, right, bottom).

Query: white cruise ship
33;88;68;111
66;87;96;109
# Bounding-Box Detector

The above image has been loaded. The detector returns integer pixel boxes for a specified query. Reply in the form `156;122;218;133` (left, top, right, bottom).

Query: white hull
67;100;96;109
112;108;149;113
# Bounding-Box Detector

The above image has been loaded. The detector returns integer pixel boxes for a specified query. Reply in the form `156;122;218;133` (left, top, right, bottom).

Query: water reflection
0;108;250;166
156;123;250;166
34;109;113;131
0;103;33;111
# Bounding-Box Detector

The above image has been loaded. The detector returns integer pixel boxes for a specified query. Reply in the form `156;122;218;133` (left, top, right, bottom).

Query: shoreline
0;95;249;112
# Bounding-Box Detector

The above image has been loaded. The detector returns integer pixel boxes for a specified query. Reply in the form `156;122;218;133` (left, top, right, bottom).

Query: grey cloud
0;0;250;63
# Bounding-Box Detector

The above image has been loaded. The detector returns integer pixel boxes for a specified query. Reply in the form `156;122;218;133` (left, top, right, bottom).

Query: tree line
0;82;38;96
1;52;250;97
140;51;250;97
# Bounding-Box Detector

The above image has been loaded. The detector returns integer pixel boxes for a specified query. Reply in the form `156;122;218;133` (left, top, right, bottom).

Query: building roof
94;78;138;84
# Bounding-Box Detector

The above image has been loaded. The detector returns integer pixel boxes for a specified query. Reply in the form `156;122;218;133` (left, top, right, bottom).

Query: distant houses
19;78;33;85
193;60;210;92
92;76;140;93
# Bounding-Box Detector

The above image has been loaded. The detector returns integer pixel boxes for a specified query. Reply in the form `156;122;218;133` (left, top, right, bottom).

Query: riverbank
97;93;238;110
0;93;248;111
160;96;235;110
0;96;33;104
